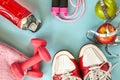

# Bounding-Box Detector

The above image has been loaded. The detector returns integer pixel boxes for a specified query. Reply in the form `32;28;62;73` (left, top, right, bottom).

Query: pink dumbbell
11;39;51;79
27;62;43;78
27;38;47;78
31;38;47;48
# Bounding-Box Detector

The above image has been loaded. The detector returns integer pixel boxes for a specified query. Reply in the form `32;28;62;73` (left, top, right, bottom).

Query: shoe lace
86;62;112;80
61;72;81;80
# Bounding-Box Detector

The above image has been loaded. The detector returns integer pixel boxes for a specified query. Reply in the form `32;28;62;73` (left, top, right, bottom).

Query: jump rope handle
52;0;68;16
52;0;60;7
60;0;68;8
52;0;60;16
59;0;68;16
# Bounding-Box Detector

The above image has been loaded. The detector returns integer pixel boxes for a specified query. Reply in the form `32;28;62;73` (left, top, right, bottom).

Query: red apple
96;23;116;44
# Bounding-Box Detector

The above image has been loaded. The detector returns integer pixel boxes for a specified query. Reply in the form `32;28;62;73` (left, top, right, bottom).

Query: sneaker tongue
0;42;28;80
70;59;83;78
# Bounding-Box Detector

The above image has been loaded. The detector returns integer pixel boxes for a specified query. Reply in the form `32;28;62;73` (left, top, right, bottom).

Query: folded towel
0;42;28;80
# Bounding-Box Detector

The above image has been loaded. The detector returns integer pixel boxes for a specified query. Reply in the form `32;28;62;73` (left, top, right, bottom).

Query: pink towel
0;42;28;80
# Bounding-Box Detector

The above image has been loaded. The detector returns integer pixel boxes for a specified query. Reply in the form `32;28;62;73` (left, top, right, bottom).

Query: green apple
95;0;117;20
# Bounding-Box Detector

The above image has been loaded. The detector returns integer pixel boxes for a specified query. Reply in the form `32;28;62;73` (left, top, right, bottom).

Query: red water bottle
0;0;41;32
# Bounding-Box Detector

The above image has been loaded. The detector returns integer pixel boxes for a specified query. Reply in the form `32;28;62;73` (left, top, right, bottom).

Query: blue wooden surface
0;0;120;80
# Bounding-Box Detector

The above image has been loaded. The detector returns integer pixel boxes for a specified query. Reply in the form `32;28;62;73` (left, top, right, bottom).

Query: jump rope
51;0;85;22
86;0;120;57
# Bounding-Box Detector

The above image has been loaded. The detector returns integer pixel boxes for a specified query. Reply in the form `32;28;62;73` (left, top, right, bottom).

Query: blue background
0;0;120;80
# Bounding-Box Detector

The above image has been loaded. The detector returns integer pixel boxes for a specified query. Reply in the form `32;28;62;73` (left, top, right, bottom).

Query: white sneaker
78;44;112;80
52;50;82;80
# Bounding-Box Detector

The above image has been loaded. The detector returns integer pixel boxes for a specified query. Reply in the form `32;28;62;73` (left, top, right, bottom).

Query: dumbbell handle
30;38;47;70
21;47;50;71
32;47;41;70
21;52;42;71
32;62;40;70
